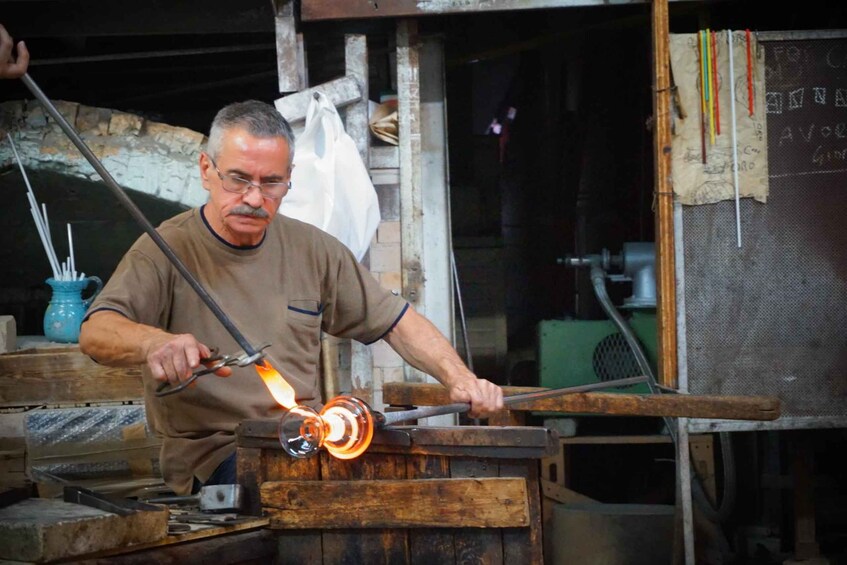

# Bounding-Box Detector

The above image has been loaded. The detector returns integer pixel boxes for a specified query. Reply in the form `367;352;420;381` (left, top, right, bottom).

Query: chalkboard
766;37;847;179
679;33;847;431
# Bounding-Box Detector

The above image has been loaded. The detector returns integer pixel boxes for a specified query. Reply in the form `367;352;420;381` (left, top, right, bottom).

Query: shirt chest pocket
287;299;324;328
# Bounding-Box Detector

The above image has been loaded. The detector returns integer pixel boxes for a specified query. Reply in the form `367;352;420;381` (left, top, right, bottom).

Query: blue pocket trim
287;303;324;316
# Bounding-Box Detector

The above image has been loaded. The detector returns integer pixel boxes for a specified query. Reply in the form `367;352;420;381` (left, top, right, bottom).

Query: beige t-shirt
86;207;407;494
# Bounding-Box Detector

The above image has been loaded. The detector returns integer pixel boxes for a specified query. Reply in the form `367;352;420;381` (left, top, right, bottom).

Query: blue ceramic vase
43;276;103;343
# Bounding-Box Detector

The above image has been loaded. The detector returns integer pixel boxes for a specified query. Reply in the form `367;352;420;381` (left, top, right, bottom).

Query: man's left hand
448;376;504;419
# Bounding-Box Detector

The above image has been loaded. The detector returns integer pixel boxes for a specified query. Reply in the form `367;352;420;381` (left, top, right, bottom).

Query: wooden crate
236;421;557;564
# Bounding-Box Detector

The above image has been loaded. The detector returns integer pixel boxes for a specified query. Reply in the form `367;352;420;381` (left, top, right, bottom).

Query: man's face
199;127;292;246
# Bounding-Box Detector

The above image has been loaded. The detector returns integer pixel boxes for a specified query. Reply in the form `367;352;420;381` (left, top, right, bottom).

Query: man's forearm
383;306;474;388
79;311;168;367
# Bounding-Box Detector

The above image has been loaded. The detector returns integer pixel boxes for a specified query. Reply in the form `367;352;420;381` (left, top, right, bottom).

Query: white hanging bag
280;92;381;261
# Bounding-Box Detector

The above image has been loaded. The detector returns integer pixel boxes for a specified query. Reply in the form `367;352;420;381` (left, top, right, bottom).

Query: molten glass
278;396;376;459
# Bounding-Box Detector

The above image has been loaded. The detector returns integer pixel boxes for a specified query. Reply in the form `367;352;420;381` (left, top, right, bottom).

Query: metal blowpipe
278;376;650;460
18;73;263;362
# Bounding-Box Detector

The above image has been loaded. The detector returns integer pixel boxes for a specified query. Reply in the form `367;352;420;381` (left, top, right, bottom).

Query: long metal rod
450;250;473;372
380;375;649;426
19;73;259;359
31;43;275;66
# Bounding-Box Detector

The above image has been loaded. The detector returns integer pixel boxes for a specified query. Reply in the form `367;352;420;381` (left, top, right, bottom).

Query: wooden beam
302;0;662;21
651;0;677;389
397;19;428;386
397;19;425;313
273;76;362;123
261;478;529;528
383;382;781;421
273;0;300;93
344;34;375;410
540;478;598;505
0;348;142;407
73;526;274;564
345;34;370;164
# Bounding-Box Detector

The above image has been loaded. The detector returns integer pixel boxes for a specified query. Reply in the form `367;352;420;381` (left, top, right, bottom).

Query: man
0;24;29;79
79;100;503;495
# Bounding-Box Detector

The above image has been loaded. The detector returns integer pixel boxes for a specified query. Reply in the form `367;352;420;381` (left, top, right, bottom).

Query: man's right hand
0;25;29;79
79;310;232;386
144;332;232;388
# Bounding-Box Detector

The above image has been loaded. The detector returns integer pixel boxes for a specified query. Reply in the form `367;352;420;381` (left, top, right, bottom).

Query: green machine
538;311;657;394
539;242;658;394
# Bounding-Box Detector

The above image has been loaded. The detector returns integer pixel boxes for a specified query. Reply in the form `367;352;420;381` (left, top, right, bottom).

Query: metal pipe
451;250;473;373
30;44;275;66
19;72;260;360
379;375;648;426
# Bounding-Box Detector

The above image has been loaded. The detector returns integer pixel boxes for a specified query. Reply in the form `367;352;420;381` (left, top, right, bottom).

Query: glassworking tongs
155;343;271;397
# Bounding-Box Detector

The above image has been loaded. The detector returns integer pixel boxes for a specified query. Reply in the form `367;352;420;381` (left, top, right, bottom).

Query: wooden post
651;0;678;390
397;19;426;384
272;0;300;93
345;34;376;406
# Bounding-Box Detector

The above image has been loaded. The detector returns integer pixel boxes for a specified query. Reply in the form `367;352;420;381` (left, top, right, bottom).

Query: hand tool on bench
63;485;163;516
146;484;243;512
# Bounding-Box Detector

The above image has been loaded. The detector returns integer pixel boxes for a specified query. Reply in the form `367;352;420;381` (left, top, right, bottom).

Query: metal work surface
679;36;847;431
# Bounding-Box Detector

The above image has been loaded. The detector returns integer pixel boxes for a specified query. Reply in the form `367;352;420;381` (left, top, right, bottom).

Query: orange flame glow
255;360;297;409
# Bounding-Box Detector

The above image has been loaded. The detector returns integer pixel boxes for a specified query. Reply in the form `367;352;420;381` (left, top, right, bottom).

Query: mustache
228;205;270;219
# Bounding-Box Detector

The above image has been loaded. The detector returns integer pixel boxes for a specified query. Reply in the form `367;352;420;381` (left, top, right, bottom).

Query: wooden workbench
236;420;557;564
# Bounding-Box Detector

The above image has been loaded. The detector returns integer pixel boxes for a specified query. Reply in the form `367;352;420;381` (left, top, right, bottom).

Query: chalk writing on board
765;38;847;179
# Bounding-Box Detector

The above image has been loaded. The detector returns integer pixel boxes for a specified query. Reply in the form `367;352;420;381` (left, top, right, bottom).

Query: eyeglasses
208;156;291;200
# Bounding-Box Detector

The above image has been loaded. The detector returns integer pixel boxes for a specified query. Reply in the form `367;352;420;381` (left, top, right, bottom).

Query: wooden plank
500;459;543;564
0;498;167;563
238;420;552;447
72;518;270;561
302;0;657;21
345;34;369;163
244;447;323;565
383;383;781;421
560;434;672;445
651;0;677;389
266;448;322;565
451;458;503;564
0;349;142;407
319;452;408;563
345;33;376;413
238;420;557;456
407;455;455;564
540;478;598;505
397;19;425;341
273;76;362;123
262;477;528;528
297;33;308;89
273;0;300;93
364;443;559;460
73;528;276;564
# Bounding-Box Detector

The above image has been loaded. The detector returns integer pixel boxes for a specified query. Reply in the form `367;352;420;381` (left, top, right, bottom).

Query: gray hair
206;100;295;165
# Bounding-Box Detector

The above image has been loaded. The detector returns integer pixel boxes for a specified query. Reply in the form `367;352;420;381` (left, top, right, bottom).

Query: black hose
589;266;736;524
